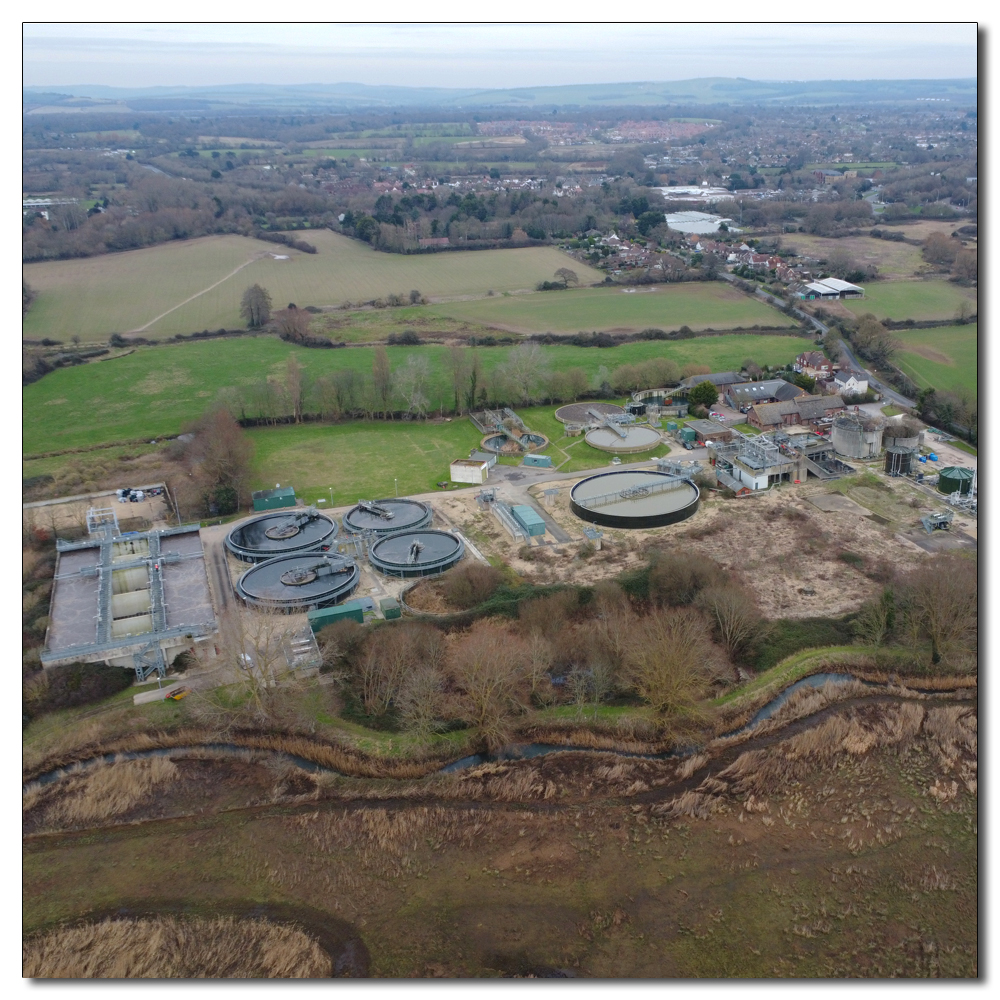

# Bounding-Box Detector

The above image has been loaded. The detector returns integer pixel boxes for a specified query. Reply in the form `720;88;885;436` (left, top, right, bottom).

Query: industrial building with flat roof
42;516;217;678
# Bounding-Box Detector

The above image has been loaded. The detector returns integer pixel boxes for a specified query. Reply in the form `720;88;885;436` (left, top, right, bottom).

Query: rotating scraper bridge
570;470;700;528
225;495;462;612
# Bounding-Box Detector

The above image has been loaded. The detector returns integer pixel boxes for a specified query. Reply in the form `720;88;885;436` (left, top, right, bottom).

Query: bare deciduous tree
186;405;254;512
394;354;430;418
372;346;393;419
285;356;304;422
274;304;311;343
450;620;528;752
194;609;299;730
854;588;896;647
240;284;272;328
695;584;769;661
446;344;470;414
898;556;977;666
624;607;717;715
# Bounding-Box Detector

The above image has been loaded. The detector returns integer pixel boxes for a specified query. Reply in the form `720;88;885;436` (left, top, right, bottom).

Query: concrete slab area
897;529;978;554
808;493;871;515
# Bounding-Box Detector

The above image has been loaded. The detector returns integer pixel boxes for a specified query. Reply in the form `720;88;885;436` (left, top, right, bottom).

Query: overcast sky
23;23;978;90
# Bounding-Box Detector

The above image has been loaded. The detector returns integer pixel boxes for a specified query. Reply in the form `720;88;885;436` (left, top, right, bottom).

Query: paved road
719;272;916;409
835;337;915;408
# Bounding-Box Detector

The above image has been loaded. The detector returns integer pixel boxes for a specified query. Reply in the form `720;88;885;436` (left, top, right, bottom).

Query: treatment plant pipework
225;508;338;562
570;470;700;529
235;552;360;611
368;529;465;578
342;498;433;536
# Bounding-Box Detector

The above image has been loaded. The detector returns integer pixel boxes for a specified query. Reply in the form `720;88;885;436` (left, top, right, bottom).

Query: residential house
832;370;869;396
796;351;834;378
746;394;845;430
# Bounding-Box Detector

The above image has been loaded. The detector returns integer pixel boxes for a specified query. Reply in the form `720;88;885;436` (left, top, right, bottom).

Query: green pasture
22;333;809;455
895;324;978;397
842;280;977;322
248;420;483;503
429;283;797;334
23;231;603;342
251;400;670;501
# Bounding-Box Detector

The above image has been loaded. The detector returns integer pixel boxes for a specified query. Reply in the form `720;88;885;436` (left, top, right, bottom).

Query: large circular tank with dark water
342;498;432;536
235;552;360;611
570;470;700;529
225;508;338;562
368;529;465;578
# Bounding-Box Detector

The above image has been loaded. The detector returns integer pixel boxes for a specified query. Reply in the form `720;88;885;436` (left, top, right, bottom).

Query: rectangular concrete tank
511;505;546;537
252;486;296;511
308;600;365;631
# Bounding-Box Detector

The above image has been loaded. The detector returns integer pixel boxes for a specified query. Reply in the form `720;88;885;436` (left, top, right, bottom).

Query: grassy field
782;234;927;279
894;324;978;397
429;283;796;334
23;333;811;455
249;403;663;505
22;231;603;342
249;420;484;504
842;280;976;322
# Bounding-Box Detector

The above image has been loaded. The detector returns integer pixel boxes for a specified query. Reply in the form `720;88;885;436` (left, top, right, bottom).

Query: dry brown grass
23;916;331;978
25;756;178;830
661;701;932;814
25;727;442;785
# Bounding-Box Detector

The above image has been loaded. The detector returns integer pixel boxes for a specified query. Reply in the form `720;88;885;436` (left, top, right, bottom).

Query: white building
449;459;490;485
833;370;869;395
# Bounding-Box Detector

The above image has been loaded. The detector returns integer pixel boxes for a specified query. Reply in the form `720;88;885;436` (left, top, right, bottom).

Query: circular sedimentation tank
235;552;360;611
585;424;662;454
368;529;465;578
342;498;433;536
480;431;549;455
570;470;700;529
554;401;624;424
225;508;338;562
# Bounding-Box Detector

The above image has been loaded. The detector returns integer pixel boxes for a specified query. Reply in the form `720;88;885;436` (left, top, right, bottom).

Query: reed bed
23;916;331;978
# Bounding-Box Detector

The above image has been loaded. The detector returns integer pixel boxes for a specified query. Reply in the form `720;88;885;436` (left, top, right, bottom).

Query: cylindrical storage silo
884;447;914;477
937;466;975;495
831;415;884;459
882;418;922;452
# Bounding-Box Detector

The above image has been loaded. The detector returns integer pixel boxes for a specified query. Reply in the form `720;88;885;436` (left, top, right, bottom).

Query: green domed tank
937;466;975;495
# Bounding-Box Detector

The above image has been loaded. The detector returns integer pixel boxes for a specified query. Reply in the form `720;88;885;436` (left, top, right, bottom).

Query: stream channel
25;672;873;791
